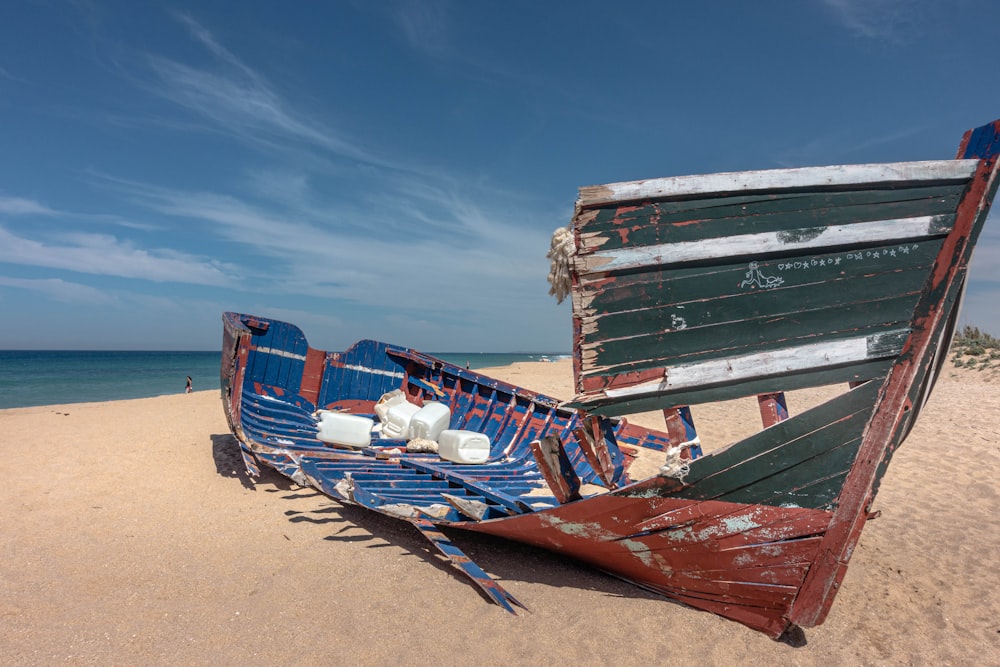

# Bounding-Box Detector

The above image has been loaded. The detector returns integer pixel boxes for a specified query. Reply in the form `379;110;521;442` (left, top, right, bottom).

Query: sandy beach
1;359;998;665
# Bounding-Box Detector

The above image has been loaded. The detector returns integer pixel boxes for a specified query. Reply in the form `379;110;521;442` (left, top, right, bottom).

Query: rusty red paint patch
461;493;832;636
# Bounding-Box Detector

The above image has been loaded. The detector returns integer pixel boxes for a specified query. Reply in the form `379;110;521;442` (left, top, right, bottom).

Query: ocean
0;350;567;410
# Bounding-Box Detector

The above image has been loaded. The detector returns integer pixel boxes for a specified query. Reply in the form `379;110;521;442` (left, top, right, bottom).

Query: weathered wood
574;239;942;312
581;295;919;373
574;416;625;489
577;214;953;274
411;518;526;613
577;262;932;342
568;171;960;413
576;159;977;208
576;328;907;407
757;392;789;427
662;405;698;446
530;435;582;504
571;358;890;415
577;182;966;244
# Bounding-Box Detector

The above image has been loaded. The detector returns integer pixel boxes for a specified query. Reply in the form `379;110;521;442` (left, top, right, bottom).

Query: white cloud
822;0;928;42
0;226;236;286
0;195;58;216
0;276;117;305
137;13;402;173
113;175;552;291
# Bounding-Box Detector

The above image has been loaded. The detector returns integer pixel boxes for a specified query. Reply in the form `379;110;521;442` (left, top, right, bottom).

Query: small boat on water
221;117;999;637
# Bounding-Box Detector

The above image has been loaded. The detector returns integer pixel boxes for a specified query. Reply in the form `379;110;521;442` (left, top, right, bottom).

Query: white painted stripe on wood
591;329;909;401
342;363;405;379
256;347;307;361
577;160;978;208
578;215;947;274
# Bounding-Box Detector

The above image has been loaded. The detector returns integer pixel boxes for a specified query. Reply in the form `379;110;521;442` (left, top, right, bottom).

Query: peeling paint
721;514;763;534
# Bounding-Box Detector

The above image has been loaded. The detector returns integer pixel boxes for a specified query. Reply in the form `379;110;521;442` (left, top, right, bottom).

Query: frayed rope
659;446;691;482
546;226;576;304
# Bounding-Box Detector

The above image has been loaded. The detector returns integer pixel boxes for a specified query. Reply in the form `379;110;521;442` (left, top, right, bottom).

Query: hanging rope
546;226;576;304
659;446;691;483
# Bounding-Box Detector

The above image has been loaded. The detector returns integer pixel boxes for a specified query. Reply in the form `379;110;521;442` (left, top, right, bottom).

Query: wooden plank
672;422;871;508
578;260;931;340
625;504;834;554
757;392;789;427
529;435;582;504
577;182;966;251
576;159;977;208
411;518;526;613
714;439;860;508
298;347;326;406
577;214;952;274
574;239;942;313
662;405;698;446
958;119;1000;159
574;416;625;489
571;358;890;415
582;290;921;370
584;328;908;401
631;381;878;493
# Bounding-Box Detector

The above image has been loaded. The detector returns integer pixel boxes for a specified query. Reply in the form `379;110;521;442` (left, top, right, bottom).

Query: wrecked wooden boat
221;117;999;637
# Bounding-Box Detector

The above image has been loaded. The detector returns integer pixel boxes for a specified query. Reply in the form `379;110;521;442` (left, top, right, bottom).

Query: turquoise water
0;350;567;409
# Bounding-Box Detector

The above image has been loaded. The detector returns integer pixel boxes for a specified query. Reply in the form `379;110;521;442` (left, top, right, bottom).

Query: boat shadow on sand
210;433;808;646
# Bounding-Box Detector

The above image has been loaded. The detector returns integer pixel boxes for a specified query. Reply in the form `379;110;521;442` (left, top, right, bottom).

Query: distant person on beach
185;376;192;393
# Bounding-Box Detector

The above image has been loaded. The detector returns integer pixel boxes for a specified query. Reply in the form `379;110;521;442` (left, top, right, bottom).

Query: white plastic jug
383;401;421;439
408;402;451;441
317;412;374;448
438;429;491;464
374;390;405;422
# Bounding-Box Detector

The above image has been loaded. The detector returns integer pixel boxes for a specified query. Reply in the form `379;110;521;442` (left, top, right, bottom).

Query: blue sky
1;1;998;352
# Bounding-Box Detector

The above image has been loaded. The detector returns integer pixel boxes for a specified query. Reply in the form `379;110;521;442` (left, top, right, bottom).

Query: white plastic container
317;412;374;448
374;390;405;422
374;391;421;439
438;429;491;464
408;402;451;441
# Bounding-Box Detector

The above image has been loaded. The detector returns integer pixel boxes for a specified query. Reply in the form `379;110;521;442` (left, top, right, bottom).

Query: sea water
0;350;567;409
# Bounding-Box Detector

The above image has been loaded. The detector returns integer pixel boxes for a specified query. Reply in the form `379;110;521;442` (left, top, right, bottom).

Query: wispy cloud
0;195;58;216
0;65;28;84
1;10;568;349
0;226;236;286
771;122;930;167
821;0;928;42
97;174;554;304
135;13;412;175
386;0;453;59
0;275;117;305
0;192;161;231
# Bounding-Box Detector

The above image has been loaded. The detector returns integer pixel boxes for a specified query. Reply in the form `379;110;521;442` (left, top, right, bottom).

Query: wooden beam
577;160;977;208
577;215;951;274
529;435;582;504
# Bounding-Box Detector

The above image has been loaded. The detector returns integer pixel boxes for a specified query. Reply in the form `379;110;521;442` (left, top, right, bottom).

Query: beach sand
1;360;998;665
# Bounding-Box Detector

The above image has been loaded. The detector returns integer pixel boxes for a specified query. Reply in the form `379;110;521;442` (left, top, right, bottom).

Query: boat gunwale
577;159;979;209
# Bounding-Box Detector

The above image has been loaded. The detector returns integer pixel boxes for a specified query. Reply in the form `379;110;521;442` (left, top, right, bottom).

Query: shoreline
1;361;997;664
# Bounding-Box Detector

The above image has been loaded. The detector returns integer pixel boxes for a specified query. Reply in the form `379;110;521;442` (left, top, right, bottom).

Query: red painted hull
463;491;831;637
